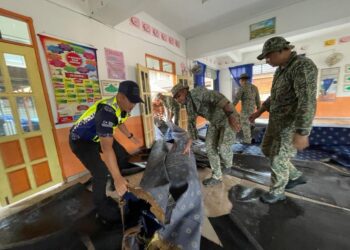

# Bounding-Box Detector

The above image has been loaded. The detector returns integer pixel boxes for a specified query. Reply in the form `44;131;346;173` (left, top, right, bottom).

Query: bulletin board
39;34;102;124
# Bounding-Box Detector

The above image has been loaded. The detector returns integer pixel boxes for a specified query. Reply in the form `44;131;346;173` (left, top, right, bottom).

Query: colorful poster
105;48;126;80
39;34;101;124
100;80;120;96
318;67;340;102
250;17;276;40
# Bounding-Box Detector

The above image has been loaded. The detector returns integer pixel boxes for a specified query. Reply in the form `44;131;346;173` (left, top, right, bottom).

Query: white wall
0;0;187;127
187;0;350;59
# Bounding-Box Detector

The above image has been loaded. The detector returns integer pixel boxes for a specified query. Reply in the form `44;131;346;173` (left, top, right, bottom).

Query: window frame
145;54;176;75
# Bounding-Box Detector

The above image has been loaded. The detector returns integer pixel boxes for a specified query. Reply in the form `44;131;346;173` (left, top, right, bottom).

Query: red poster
105;48;126;80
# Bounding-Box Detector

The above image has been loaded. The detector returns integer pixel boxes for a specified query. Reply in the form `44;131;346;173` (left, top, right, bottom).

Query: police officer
69;80;143;222
250;36;318;204
171;83;240;186
156;93;180;125
233;73;261;144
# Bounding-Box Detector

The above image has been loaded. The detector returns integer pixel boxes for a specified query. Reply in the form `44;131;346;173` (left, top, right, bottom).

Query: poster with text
39;35;101;124
100;80;120;96
318;67;340;102
105;48;126;80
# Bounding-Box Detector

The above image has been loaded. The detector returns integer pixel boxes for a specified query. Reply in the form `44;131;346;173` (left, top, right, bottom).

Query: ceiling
48;0;349;67
50;0;305;38
141;0;305;38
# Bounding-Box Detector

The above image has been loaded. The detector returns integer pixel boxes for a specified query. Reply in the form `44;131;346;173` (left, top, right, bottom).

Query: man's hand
114;176;128;197
249;111;261;123
228;115;240;132
293;133;309;151
183;138;193;155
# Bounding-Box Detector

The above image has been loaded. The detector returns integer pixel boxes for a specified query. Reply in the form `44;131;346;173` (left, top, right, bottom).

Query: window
146;56;160;71
253;63;276;75
162;61;174;73
0;15;31;45
145;54;175;74
252;63;276;101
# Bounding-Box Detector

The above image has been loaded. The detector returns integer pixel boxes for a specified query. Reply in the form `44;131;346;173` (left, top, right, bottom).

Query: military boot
202;177;222;187
260;192;286;204
221;167;233;175
285;176;307;189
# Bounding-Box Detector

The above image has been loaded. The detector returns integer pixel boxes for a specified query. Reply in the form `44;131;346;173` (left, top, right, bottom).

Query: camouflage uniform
162;95;180;126
182;87;238;180
258;38;318;195
233;80;261;144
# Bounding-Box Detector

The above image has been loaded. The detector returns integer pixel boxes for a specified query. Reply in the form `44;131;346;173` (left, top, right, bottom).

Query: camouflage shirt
185;87;238;140
163;95;180;114
262;52;318;135
233;83;261;114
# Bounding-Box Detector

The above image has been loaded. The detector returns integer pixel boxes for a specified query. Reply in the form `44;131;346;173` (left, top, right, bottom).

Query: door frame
0;8;63;176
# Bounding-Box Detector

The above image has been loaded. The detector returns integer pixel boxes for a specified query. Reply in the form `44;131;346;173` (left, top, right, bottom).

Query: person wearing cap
69;80;143;222
155;92;180;125
171;83;240;186
249;36;318;204
233;73;261;144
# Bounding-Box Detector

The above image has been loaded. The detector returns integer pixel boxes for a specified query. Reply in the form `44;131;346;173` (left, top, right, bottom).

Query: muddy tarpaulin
193;143;350;209
140;125;203;250
212;184;350;250
0;184;93;250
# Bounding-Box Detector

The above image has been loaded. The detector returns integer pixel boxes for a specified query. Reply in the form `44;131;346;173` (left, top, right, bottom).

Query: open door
176;75;193;130
0;42;63;205
136;64;154;148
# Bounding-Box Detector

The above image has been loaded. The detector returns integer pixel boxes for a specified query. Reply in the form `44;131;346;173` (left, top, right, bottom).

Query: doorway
0;10;63;205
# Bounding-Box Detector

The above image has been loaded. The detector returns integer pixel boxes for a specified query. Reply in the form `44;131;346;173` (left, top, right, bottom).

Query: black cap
118;80;144;103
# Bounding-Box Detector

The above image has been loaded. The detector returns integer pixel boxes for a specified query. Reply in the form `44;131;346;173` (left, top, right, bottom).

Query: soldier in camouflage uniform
250;36;318;204
233;73;261;144
171;83;240;186
156;93;180;126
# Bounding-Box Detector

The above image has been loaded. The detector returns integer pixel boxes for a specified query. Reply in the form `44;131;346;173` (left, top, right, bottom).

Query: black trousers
69;137;129;222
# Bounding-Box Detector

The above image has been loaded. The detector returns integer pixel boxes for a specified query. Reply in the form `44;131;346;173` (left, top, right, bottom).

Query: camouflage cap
257;36;295;60
239;73;250;80
171;83;189;97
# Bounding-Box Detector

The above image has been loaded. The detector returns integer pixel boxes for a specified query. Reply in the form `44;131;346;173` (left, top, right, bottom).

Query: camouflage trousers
261;122;302;195
206;123;236;180
240;112;252;144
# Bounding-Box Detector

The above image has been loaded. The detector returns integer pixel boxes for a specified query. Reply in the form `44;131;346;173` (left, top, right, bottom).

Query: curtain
194;61;206;87
228;63;254;87
214;70;220;91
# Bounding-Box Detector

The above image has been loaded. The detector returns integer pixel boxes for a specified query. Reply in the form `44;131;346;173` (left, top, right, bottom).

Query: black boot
221;167;232;175
260;192;286;204
202;177;222;186
286;176;307;189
